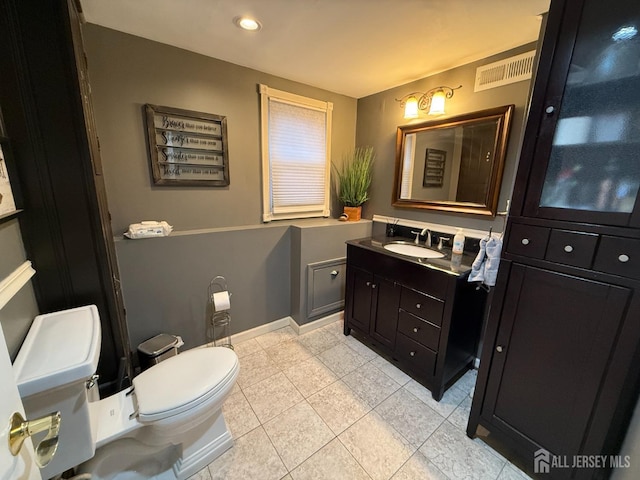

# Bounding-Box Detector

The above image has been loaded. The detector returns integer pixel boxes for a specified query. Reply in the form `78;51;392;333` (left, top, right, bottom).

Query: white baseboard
290;311;344;335
228;316;292;345
200;311;344;348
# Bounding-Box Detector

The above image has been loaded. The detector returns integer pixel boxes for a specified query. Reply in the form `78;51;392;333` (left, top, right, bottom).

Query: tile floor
190;320;532;480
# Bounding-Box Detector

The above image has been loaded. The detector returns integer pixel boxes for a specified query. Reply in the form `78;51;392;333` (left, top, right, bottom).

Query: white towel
124;220;173;239
468;237;487;283
483;236;503;287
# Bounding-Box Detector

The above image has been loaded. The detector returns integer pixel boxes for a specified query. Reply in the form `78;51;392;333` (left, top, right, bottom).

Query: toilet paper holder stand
208;275;233;349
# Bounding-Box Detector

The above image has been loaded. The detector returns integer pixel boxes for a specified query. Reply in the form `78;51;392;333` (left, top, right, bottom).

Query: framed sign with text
423;148;446;188
144;104;230;186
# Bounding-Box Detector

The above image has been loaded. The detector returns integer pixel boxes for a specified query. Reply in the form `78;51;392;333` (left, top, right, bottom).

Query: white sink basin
383;243;445;259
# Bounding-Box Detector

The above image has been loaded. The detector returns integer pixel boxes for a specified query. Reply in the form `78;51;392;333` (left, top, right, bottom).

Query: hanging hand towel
468;237;488;283
483;236;503;287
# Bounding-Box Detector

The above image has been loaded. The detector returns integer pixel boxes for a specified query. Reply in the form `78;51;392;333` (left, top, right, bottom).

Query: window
259;84;333;222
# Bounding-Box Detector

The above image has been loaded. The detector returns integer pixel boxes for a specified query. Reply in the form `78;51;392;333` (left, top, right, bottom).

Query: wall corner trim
0;261;36;310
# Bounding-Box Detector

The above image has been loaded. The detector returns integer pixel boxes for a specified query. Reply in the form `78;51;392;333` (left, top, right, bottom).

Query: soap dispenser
452;229;465;255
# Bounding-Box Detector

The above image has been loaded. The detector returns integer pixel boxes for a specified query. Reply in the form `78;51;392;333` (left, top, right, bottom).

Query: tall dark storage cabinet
0;0;132;393
468;0;640;478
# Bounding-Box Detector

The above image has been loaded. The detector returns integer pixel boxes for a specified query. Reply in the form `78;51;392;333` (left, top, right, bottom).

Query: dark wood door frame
0;0;131;393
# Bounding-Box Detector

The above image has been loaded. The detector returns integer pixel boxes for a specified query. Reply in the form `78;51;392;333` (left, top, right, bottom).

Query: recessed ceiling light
233;16;262;31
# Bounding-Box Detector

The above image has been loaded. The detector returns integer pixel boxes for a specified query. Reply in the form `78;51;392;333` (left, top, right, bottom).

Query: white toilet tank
13;305;102;479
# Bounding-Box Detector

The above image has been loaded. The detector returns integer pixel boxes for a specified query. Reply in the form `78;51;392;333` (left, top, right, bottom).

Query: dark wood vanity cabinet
348;267;400;349
468;0;640;478
344;243;486;400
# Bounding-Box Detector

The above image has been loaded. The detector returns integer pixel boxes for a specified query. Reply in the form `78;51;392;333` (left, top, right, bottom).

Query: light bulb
404;96;419;119
428;90;446;115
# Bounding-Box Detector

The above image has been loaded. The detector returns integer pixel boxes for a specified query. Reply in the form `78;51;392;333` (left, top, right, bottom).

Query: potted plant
333;146;375;221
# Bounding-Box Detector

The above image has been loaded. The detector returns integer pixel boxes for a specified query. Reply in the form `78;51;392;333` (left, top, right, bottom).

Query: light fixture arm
395;85;462;116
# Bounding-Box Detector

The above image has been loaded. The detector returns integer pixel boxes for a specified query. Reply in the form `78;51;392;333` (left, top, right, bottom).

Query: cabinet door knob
564;245;574;253
618;254;630;263
496;345;504;353
366;281;371;286
410;351;416;357
330;270;339;277
371;284;377;289
545;105;555;114
413;327;419;333
416;303;421;309
521;238;530;245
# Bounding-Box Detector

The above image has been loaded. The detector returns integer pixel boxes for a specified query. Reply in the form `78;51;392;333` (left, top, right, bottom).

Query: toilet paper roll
212;291;231;311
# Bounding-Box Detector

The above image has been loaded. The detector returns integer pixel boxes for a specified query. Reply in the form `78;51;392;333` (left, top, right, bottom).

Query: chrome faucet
421;228;431;247
411;228;431;246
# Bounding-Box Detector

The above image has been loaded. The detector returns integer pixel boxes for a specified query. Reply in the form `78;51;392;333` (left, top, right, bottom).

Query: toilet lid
132;347;238;422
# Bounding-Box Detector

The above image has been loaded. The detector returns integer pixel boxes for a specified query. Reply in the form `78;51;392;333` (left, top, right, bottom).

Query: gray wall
83;25;358;234
83;25;360;349
357;43;537;233
84;26;535;351
0;219;39;359
290;220;372;326
115;225;292;349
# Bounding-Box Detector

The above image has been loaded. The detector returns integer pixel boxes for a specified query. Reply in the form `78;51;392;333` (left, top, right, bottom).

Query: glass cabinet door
525;0;640;226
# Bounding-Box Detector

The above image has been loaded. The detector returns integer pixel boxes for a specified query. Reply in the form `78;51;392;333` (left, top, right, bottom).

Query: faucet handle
410;230;421;244
438;237;450;250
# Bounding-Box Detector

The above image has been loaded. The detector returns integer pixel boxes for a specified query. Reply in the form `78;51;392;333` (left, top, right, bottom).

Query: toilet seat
133;347;238;423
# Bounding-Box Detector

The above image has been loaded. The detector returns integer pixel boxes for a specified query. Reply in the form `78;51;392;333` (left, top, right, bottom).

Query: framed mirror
393;104;514;216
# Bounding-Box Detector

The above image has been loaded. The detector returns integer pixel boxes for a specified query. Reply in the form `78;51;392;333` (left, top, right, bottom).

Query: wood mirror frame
392;104;514;216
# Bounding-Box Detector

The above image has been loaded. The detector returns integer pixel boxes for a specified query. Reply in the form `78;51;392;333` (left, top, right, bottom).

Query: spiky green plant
333;146;375;207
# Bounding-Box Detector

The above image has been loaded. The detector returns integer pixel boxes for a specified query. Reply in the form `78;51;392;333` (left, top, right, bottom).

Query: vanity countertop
347;236;477;277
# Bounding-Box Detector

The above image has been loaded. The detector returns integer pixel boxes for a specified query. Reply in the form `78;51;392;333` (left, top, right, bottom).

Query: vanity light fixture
233;16;262;31
396;85;462;119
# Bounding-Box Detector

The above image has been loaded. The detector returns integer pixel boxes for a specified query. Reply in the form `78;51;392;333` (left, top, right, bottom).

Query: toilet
13;305;239;480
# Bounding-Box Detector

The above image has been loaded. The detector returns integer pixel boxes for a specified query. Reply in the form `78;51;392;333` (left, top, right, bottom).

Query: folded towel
468;237;487;283
483;236;503;287
124;221;173;239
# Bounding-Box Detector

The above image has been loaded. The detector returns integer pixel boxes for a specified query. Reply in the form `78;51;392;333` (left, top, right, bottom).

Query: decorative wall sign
145;104;229;186
423;148;446;188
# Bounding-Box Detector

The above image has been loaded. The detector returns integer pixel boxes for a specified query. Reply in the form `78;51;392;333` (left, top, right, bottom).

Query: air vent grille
474;50;536;92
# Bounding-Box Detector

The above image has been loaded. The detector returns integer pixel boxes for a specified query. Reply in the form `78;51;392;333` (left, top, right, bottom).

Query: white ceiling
79;0;550;99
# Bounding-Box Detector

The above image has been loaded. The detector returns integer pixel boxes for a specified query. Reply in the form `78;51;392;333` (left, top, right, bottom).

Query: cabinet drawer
395;333;436;376
398;310;440;351
400;287;444;326
506;224;550;259
593;236;640;280
544;229;598;269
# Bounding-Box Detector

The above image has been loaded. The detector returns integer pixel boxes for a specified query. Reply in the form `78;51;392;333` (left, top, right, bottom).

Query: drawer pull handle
521;238;530;245
496;345;504;353
564;245;573;253
410;351;416;357
618;254;630;263
330;270;339;277
416;303;421;309
413;327;419;333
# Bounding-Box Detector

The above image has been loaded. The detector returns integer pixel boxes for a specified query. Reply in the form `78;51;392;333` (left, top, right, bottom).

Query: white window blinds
400;133;416;199
260;85;332;222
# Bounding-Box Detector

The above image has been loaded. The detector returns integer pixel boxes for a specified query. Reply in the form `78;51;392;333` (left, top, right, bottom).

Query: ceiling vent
474;50;536;92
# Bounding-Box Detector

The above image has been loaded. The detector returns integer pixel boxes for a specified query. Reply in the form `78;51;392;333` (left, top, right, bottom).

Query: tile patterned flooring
190;320;532;480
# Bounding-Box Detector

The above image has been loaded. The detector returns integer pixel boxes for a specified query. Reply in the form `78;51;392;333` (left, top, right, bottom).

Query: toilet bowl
13;305;239;480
